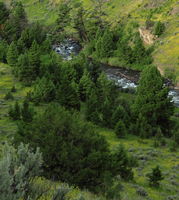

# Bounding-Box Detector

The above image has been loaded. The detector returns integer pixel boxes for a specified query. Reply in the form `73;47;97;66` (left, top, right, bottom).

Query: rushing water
53;39;81;60
54;40;179;107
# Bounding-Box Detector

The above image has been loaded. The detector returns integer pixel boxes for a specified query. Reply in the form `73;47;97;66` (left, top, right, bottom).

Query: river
54;40;179;107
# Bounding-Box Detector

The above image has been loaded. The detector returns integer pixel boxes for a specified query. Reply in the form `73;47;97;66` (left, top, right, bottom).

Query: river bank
54;39;179;107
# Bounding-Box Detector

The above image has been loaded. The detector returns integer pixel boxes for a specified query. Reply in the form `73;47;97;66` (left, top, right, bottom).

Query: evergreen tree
21;100;34;123
95;37;103;58
0;40;8;63
12;2;27;21
115;120;127;138
56;1;71;33
16;53;32;84
32;76;56;103
7;41;18;67
9;101;21;121
111;145;134;181
0;2;9;24
115;32;133;65
147;166;164;187
133;66;174;137
86;60;101;83
14;104;111;191
28;40;40;79
79;70;94;101
3;2;27;42
111;105;129;129
85;89;100;123
72;2;88;41
101;29;114;57
132;33;146;64
57;79;80;110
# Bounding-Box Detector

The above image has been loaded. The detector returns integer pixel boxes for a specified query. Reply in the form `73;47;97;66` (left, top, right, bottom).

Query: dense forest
0;0;179;200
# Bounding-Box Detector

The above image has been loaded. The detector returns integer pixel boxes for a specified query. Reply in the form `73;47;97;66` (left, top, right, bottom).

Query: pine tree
115;120;127;138
21;100;33;123
28;40;40;79
85;89;100;123
101;29;114;57
72;2;88;41
132;33;146;64
111;105;129;129
95;28;114;58
32;76;56;103
0;40;8;62
12;101;21;120
111;145;134;181
17;53;32;84
56;1;71;33
14;104;111;191
79;70;94;101
133;66;174;137
147;166;164;187
0;2;9;24
7;41;18;67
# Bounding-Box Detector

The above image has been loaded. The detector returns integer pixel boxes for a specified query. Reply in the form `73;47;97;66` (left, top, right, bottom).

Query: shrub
147;165;164;187
4;91;14;100
0;143;43;200
11;85;17;92
154;21;165;37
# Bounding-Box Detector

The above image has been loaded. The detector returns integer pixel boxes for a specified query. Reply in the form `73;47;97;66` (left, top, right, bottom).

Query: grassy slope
1;0;178;80
0;0;179;199
0;63;179;200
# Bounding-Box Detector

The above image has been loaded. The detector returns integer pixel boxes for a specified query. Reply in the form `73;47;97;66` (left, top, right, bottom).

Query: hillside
2;0;178;83
0;1;179;200
0;63;179;200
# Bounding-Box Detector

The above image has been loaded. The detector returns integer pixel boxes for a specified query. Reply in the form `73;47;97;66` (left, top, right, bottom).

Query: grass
98;128;179;200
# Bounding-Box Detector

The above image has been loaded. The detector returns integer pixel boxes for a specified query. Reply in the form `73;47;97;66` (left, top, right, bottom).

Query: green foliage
0;143;43;200
1;2;27;42
7;41;18;67
111;145;134;181
71;2;88;41
111;105;129;129
0;40;8;63
14;104;111;191
4;91;14;100
11;85;16;92
79;70;94;101
31;76;56;103
115;120;127;138
55;0;71;38
147;166;164;187
0;2;9;24
28;40;40;78
95;29;114;58
16;53;31;83
52;185;71;200
154;21;165;37
21;100;34;123
133;66;174;137
8;101;21;120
